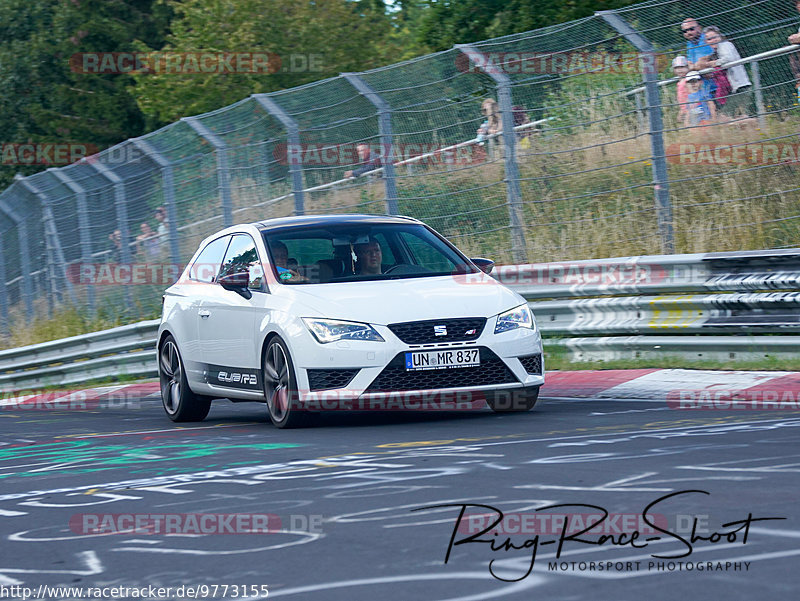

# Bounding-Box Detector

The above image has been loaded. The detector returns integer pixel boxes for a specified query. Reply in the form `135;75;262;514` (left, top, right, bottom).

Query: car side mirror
470;258;494;274
218;271;253;299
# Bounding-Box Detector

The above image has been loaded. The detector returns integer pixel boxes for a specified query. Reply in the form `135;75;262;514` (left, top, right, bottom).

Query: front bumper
293;321;544;407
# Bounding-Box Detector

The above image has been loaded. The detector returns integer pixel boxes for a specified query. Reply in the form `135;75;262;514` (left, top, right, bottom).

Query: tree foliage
405;0;641;51
0;0;171;190
131;0;396;122
0;0;656;191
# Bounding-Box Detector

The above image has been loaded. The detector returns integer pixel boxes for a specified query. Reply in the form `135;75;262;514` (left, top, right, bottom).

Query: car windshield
261;222;477;284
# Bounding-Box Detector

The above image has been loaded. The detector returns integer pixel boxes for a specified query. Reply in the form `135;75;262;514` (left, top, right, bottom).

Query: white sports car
157;215;544;428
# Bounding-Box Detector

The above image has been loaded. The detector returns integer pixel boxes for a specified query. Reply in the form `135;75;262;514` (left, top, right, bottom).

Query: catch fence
1;0;799;335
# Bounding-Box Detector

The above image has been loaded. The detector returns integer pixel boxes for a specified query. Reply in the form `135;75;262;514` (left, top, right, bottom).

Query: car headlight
302;318;385;344
494;304;535;334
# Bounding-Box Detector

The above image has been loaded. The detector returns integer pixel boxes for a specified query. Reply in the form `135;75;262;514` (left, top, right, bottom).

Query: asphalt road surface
0;387;798;600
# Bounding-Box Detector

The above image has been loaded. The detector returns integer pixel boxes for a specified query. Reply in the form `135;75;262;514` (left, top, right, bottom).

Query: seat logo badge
434;325;447;336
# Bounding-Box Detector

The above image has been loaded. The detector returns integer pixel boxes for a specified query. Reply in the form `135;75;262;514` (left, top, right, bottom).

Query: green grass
1;303;160;351
4;83;800;357
543;344;800;371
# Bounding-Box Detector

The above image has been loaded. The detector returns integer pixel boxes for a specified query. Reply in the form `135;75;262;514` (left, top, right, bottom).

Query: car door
199;233;265;393
175;234;232;386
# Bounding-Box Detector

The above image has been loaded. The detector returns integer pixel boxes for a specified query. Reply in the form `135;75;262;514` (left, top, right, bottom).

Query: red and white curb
2;370;800;410
0;382;160;409
544;369;800;409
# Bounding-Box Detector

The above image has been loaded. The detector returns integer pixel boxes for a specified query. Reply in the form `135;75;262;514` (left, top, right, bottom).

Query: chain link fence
2;0;800;336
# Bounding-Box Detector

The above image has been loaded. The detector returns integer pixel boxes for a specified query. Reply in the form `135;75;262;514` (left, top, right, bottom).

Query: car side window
188;236;231;283
218;234;265;291
397;231;456;272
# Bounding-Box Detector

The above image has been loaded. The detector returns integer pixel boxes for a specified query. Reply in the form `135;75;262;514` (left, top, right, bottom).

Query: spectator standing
344;143;382;178
108;229;123;262
788;0;800;102
672;56;690;122
701;26;753;119
476;98;503;159
681;18;716;97
512;105;533;149
136;222;159;260
684;71;716;127
477;99;501;141
154;206;169;254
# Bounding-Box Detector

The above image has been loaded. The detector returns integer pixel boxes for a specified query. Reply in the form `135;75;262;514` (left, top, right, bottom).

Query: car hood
282;274;524;324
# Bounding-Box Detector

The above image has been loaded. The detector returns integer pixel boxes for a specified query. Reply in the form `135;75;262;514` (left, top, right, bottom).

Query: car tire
159;335;212;422
263;337;309;429
486;386;539;413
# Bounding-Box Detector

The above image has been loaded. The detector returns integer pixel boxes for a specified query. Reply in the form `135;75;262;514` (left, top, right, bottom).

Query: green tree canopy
407;0;641;51
0;0;170;189
131;0;397;122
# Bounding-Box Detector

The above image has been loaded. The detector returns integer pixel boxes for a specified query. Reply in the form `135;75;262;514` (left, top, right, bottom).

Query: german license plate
405;348;480;371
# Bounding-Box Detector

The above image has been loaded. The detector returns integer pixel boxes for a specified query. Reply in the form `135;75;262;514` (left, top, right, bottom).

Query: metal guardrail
550;336;800;362
1;248;799;393
0;320;159;392
515;248;800;362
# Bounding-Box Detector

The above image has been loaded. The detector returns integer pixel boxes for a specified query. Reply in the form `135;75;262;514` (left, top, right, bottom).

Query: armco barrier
0;320;159;393
1;249;799;393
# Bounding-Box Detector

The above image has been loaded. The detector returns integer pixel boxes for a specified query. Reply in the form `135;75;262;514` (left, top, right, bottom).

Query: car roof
255;214;420;232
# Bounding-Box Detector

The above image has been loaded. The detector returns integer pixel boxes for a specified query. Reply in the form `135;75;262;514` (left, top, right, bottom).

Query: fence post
0;192;33;323
14;175;78;307
0;227;11;336
183;116;234;226
253;94;305;215
23;192;56;316
131;138;182;270
89;158;134;308
0;233;8;336
342;73;399;215
750;60;767;130
456;44;528;264
50;168;96;314
14;177;58;315
599;10;675;254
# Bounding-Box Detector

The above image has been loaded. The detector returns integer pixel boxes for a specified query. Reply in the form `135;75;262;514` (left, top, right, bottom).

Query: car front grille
307;369;359;391
388;318;487;345
366;347;517;392
519;353;543;375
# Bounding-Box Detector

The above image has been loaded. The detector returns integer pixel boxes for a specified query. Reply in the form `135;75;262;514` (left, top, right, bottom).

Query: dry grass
272;90;800;263
4;89;799;349
3;305;125;350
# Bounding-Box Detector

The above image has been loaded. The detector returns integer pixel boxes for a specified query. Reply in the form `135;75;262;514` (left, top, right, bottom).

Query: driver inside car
270;240;305;282
354;237;383;275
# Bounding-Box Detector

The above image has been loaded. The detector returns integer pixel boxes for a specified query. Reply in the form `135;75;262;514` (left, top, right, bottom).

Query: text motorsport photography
415;490;785;581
